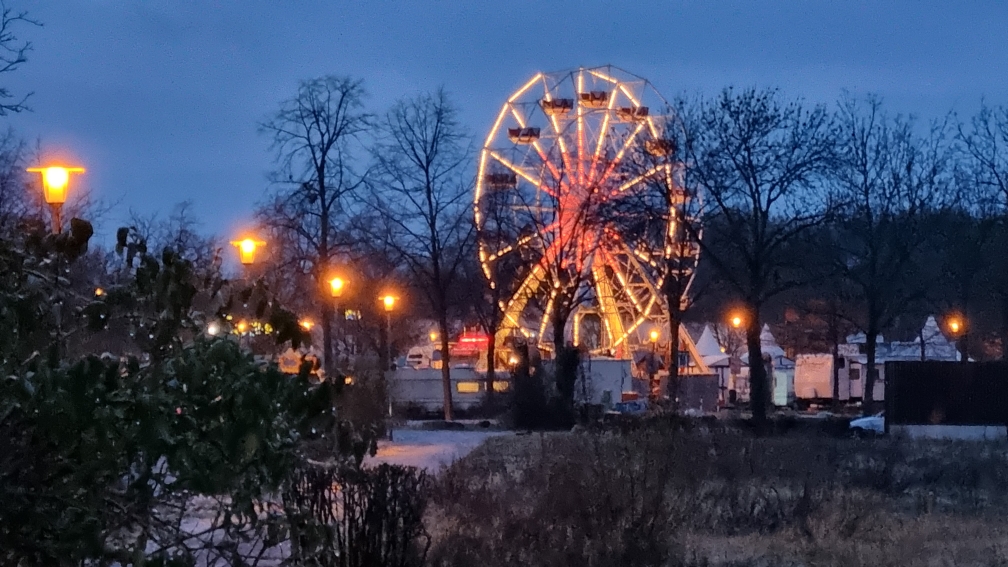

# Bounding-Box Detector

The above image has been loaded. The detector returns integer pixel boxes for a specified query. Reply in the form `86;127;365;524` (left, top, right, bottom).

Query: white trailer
574;358;634;407
389;367;509;413
794;354;850;403
794;353;885;404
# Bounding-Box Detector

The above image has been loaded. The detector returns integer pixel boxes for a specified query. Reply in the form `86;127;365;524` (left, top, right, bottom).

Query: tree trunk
485;332;496;404
379;319;389;374
831;340;840;410
829;305;840;410
746;313;768;428
438;313;454;421
665;288;681;408
863;330;878;415
552;305;567;355
322;306;333;380
1001;297;1008;361
959;331;969;364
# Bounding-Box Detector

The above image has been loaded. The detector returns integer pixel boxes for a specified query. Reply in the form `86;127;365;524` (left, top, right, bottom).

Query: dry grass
426;424;1008;566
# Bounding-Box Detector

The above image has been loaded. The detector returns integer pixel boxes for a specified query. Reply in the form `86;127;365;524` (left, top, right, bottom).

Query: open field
426;421;1008;566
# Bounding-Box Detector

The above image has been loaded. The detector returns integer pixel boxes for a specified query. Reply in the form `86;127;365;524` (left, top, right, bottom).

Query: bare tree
257;76;370;380
0;128;30;231
609;115;703;405
679;88;836;427
0;1;38;116
832;95;952;413
370;89;474;421
957;103;1008;358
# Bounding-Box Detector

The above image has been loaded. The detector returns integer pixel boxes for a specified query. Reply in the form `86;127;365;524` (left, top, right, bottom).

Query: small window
492;381;510;393
456;381;480;394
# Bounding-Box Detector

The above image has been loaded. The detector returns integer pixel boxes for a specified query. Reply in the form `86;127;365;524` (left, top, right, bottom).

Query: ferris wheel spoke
596;121;647;189
616;82;660;139
610;163;670;196
587;88;618;186
591;254;627;355
576;70;587;185
498;261;547;339
484;231;541;263
487;151;557;198
508;104;563;182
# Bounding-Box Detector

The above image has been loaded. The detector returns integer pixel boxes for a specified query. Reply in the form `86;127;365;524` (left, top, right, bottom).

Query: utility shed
886;361;1008;440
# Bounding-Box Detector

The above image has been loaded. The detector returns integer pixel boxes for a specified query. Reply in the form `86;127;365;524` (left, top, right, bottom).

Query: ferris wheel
474;66;701;359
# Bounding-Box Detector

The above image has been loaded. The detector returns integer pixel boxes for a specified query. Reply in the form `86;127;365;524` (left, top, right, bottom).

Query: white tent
695;324;730;367
741;324;790;367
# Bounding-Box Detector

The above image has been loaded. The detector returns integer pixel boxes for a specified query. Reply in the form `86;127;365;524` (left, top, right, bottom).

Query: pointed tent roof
913;315;943;345
760;324;786;358
695;325;723;357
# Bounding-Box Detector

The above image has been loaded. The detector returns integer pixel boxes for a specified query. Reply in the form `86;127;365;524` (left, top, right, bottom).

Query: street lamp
329;276;345;299
328;276;347;376
946;314;967;363
380;294;397;371
230;238;264;266
647;328;660;400
947;318;963;336
27;165;85;234
382;295;396;313
300;318;314;332
730;314;744;329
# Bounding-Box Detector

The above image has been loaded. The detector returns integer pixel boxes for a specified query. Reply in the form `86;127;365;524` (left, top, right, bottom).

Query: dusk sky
7;1;1008;242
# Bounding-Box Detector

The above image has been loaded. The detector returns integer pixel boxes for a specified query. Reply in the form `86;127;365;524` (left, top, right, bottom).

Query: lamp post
328;276;345;377
648;329;660;401
381;294;396;371
380;294;397;441
27;166;85;234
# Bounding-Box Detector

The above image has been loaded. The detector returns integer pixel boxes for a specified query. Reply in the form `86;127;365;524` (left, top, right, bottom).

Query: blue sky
6;1;1008;240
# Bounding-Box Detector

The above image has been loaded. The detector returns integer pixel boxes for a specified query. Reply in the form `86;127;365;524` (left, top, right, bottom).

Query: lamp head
27;166;85;205
382;295;396;312
329;276;345;298
231;238;263;265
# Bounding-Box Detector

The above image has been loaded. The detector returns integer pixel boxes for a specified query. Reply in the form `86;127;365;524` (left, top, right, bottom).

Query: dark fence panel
886;362;1008;426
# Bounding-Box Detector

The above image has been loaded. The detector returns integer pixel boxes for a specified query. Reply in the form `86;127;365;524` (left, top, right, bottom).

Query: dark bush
283;462;430;567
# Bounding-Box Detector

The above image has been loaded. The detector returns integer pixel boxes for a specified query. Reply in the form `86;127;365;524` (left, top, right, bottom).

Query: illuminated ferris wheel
474;66;701;359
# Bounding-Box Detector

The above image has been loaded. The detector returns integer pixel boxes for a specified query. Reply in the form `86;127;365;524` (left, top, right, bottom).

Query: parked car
849;411;884;436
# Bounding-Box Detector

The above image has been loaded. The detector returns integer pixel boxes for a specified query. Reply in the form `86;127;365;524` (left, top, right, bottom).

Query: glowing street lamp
230;238;264;266
329;276;345;299
380;294;397;371
947;317;963;336
649;329;660;344
730;314;744;329
429;330;439;343
300;318;314;331
945;314;967;364
27;165;85;234
381;294;397;312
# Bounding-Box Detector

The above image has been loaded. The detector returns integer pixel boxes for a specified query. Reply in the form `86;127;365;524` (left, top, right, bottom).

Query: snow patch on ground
366;428;509;472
